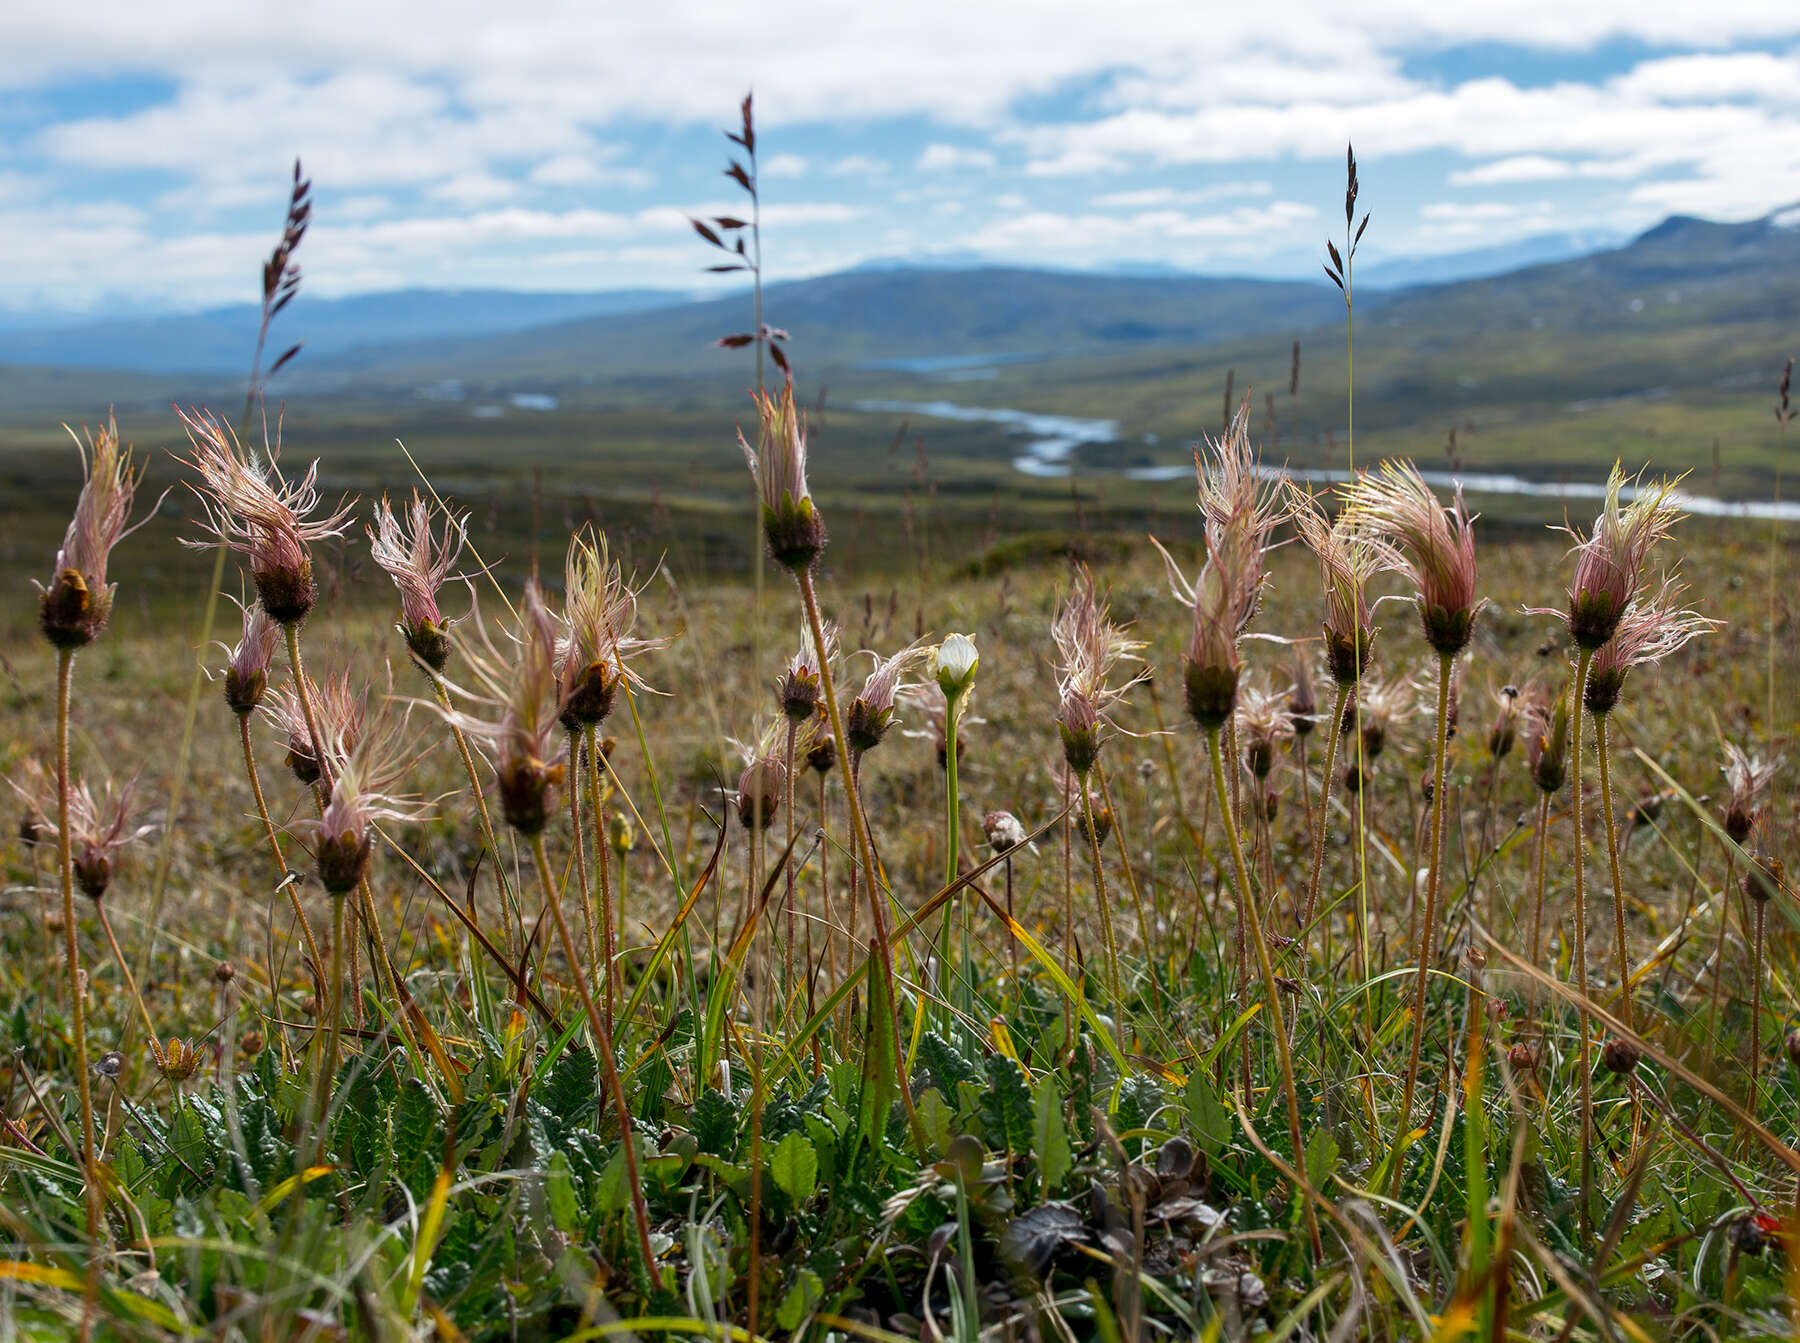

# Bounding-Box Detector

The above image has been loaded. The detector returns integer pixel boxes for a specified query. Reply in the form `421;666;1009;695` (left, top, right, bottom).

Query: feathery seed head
1721;743;1779;845
1582;575;1717;716
1486;683;1521;760
778;621;836;724
179;407;354;625
1564;465;1682;650
1286;652;1317;736
984;809;1028;854
40;415;148;649
1522;682;1571;795
1057;688;1102;776
1237;679;1293;781
10;766;154;901
740;375;825;572
367;491;468;672
1052;565;1145;768
733;721;788;831
1356;462;1481;655
221;599;280;717
1290;485;1380;685
1196;404;1285;632
846;639;931;755
558;531;666;730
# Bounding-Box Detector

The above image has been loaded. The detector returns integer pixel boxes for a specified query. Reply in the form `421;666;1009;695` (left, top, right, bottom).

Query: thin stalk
1080;779;1124;1053
936;696;965;1027
1392;650;1454;1197
1751;896;1768;1119
1296;733;1315;846
783;720;798;1031
585;725;620;1025
1593;714;1634;1030
312;893;347;1165
567;729;599;998
1300;684;1351;939
1704;848;1737;1073
1206;727;1321;1258
528;831;660;1288
1096;763;1152;963
1062;769;1075;1050
240;713;323;1004
95;905;165;1070
795;568;917;1134
429;671;515;951
1568;645;1596;1240
1528;793;1550;971
54;648;100;1240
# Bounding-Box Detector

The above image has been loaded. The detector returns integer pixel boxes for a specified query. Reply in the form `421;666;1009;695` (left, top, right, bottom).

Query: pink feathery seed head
1057;686;1103;776
60;775;153;901
368;491;468;672
1182;559;1242;731
312;731;431;895
778;620;837;724
178;406;355;626
1291;484;1379;686
845;638;931;755
1340;671;1416;761
1196;402;1285;629
438;582;569;834
267;668;365;793
740;375;825;573
1721;743;1780;845
221;599;281;716
558;530;667;731
1522;681;1571;795
1237;679;1293;781
1355;461;1482;656
39;414;151;649
1486;682;1521;760
733;721;788;831
984;809;1028;854
1564;465;1683;650
1582;574;1718;717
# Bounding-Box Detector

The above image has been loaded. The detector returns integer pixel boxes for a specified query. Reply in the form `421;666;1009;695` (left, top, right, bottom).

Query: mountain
305;267;1351;387
0;287;692;373
1356;229;1624;288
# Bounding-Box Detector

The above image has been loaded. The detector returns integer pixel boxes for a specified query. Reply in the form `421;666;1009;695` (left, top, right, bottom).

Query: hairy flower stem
96;906;164;1069
1392;650;1454;1198
567;731;599;994
1207;727;1321;1259
1300;684;1351;941
784;719;798;1032
1528;794;1550;971
1751;897;1767;1119
54;649;100;1240
429;672;519;955
796;568;919;1139
584;725;620;1024
240;714;322;1006
312;893;347;1166
1568;645;1596;1239
1704;850;1736;1074
1080;778;1125;1053
1593;715;1634;1031
528;831;660;1289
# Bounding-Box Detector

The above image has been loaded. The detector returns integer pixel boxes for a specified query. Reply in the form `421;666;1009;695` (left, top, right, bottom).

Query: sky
3;2;1799;315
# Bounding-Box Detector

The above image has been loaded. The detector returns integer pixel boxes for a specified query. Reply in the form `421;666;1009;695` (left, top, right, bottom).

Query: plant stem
1568;645;1596;1240
795;569;919;1137
312;892;346;1166
429;671;516;954
567;729;599;1002
96;905;164;1069
1080;779;1124;1053
528;830;660;1289
1750;896;1767;1119
54;648;100;1240
1704;848;1736;1074
1592;714;1633;1030
585;724;620;1026
784;719;798;1032
1207;727;1321;1258
1393;650;1454;1197
240;714;323;1006
1300;683;1351;939
1528;793;1550;971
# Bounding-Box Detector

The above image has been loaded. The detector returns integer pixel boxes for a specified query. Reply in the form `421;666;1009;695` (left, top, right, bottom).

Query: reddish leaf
690;218;724;248
769;342;790;374
706;264;748;273
716;333;755;348
1323;264;1345;292
713;216;748;230
740;93;755;154
726;162;753;192
1354;213;1371;245
269;343;303;375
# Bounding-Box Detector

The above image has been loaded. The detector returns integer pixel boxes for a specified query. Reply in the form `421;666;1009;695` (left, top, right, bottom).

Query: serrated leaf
393;1079;441;1184
916;1087;953;1155
545;1151;579;1233
1033;1080;1072;1197
1305;1127;1339;1189
776;1268;823;1331
690;1087;738;1157
770;1131;818;1202
980;1055;1034;1155
540;1046;598;1127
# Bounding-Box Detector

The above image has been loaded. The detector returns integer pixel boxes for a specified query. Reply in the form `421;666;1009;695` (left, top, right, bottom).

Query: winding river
852;396;1800;522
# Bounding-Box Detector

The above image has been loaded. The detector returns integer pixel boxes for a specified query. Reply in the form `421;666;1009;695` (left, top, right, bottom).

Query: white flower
933;633;979;699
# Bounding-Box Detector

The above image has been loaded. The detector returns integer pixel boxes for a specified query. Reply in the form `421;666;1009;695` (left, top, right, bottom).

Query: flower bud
1743;852;1783;904
74;846;112;901
608;810;636;857
983;810;1027;854
933;633;979;701
498;758;562;835
737;757;786;831
1601;1037;1642;1075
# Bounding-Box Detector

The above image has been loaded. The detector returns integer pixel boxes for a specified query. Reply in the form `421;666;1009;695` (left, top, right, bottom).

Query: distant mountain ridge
0;287;691;373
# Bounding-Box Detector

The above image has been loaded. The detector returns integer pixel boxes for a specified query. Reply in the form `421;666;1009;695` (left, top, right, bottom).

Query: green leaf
690;1087;739;1158
857;956;898;1156
770;1131;818;1202
776;1267;824;1332
916;1087;954;1155
980;1056;1034;1155
540;1046;599;1128
1305;1127;1340;1191
392;1079;442;1190
545;1151;579;1233
1033;1079;1072;1197
1185;1070;1231;1156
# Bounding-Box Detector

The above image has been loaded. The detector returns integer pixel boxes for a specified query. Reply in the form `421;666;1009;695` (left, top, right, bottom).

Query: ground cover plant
2;138;1800;1343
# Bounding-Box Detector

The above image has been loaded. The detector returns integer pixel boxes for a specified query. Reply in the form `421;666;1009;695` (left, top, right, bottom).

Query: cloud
960;200;1317;259
763;153;809;178
1090;181;1274;208
828;154;888;176
1448;156;1575;186
917;143;998;172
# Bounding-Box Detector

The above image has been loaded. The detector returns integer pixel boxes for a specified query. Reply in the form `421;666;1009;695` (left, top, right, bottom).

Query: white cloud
1448;156;1575;186
828;154;888;176
1091;181;1274;208
961;200;1316;258
918;143;998;172
763;153;809;178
